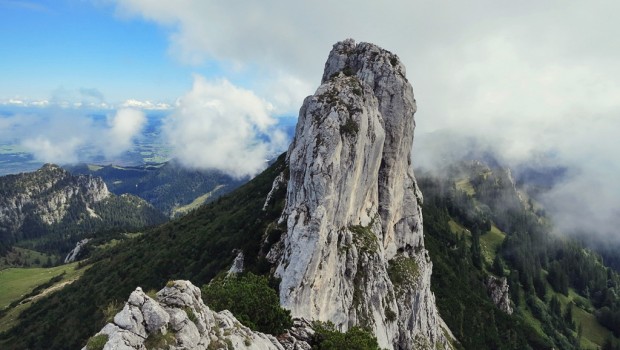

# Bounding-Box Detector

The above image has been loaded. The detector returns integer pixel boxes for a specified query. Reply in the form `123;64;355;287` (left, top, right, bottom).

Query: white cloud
22;136;84;164
19;113;95;164
102;108;147;158
163;75;286;178
2;108;146;165
121;99;172;110
113;1;620;241
0;114;38;142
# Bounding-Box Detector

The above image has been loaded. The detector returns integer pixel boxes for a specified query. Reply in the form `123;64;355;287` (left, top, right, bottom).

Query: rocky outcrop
486;276;513;315
0;164;110;239
83;280;311;350
271;39;452;349
227;250;245;275
64;238;92;263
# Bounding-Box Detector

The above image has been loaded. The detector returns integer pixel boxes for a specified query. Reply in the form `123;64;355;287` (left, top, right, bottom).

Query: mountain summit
64;39;453;350
270;39;452;349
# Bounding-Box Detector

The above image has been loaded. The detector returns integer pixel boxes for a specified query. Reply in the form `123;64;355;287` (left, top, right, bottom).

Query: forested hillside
66;162;247;217
0;164;167;261
3;155;620;349
0;154;287;349
419;161;620;349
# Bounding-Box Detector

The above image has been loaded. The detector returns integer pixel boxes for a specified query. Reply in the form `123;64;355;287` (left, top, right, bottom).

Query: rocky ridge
0;164;110;238
270;39;452;349
0;164;166;252
83;280;313;350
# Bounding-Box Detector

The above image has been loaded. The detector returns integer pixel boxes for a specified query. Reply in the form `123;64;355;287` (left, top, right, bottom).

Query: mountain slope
66;162;247;217
0;164;166;258
0;154;288;349
418;161;620;349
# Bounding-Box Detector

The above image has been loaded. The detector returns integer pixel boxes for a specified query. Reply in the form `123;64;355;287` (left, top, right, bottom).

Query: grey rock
64;238;92;263
271;39;453;349
113;303;147;338
486;276;514;315
263;172;286;211
142;297;170;333
83;280;310;350
227;250;245;275
99;323;145;350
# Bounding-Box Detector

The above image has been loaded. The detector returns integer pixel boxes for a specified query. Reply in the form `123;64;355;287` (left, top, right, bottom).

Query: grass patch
102;300;123;323
448;219;469;236
455;178;475;195
0;262;88;333
171;185;226;217
86;334;108;350
572;305;612;348
550;287;616;348
388;255;419;291
144;330;176;349
348;224;379;252
518;304;547;342
0;262;81;308
0;247;57;269
480;225;506;264
0;300;30;333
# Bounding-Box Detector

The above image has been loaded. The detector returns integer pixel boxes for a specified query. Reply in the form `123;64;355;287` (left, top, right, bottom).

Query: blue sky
0;0;194;104
1;0;619;240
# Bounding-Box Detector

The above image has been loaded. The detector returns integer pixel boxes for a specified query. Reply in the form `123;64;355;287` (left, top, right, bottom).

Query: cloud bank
0;108;146;165
103;108;147;158
113;0;620;242
163;76;287;178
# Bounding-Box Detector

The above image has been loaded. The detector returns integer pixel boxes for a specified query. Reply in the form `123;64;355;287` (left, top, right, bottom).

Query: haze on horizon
1;0;619;243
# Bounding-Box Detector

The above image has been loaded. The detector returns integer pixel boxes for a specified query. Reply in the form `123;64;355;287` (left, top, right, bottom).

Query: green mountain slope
3;155;620;349
66;162;247;217
419;162;620;350
0;154;287;349
0;164;167;260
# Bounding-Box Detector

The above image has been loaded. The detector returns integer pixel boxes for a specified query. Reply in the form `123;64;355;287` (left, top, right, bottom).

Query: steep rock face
486;276;514;315
84;280;312;350
272;39;451;349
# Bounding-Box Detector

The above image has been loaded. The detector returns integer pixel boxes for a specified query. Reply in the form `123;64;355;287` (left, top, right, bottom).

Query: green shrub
184;306;198;323
387;256;419;288
102;300;123;323
144;330;175;350
201;273;292;335
312;321;380;350
86;334;108;350
340;118;359;136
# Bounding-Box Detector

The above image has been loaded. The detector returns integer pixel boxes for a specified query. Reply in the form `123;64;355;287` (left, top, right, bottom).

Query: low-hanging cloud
102;108;147;158
1;108;146;165
163;76;287;178
22;135;85;164
112;1;620;243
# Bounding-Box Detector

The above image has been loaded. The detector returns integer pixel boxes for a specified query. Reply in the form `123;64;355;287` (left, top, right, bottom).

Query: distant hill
65;162;248;217
0;164;166;258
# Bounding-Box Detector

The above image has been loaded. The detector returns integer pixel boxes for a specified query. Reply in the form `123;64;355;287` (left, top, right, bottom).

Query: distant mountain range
0;164;166;258
65;161;249;217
